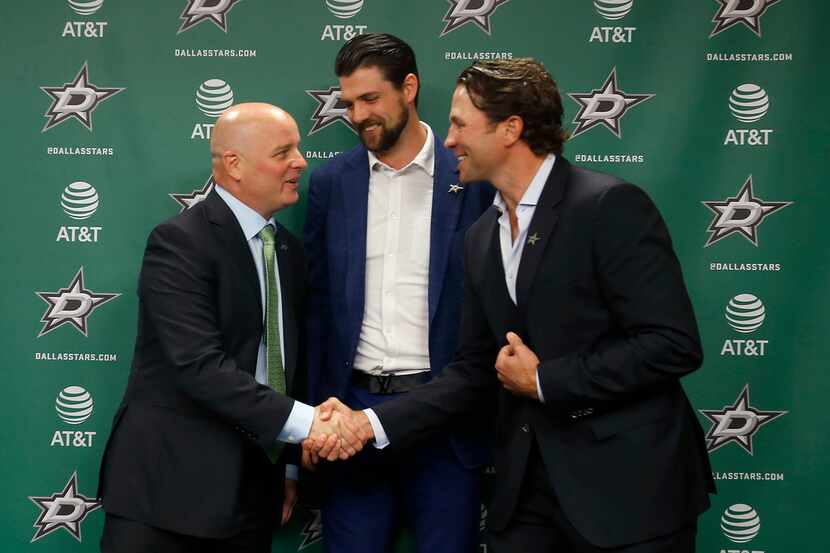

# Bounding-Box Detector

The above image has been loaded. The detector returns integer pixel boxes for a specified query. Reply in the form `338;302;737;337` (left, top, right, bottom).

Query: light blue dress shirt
215;185;314;479
366;155;558;447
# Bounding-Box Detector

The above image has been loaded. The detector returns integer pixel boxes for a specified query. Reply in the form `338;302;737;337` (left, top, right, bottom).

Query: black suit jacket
374;158;715;547
98;190;308;538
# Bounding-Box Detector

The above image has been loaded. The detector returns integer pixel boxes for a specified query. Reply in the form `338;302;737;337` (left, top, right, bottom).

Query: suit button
520;424;530;433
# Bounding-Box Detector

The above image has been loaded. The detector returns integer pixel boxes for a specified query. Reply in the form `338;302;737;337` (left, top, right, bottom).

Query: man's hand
282;479;297;525
302;397;374;466
495;332;540;399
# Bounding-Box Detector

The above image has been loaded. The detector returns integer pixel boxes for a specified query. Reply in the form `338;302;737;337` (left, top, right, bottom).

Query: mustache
357;119;384;132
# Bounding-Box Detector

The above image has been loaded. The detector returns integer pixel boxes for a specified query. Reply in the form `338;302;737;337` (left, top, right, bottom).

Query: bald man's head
210;102;307;218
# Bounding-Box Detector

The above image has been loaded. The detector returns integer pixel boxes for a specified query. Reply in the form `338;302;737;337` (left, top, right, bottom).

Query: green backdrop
2;1;827;551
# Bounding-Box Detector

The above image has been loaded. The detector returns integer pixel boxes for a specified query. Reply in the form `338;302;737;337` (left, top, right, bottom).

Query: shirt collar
493;153;557;213
367;121;435;177
214;184;274;241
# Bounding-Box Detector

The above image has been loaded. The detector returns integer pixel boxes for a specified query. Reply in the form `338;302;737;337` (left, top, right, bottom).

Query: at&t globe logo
724;83;773;146
729;84;770;123
55;386;94;424
67;0;104;16
594;0;633;20
725;294;765;333
325;0;364;18
61;182;99;220
196;79;234;117
57;181;102;243
191;79;234;140
721;503;761;543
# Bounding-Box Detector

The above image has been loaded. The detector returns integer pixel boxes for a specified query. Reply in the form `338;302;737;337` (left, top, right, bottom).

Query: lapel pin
448;183;464;194
527;232;541;246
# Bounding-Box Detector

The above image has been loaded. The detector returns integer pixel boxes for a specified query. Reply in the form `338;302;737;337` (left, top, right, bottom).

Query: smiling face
213;105;308;218
339;65;413;154
444;85;503;183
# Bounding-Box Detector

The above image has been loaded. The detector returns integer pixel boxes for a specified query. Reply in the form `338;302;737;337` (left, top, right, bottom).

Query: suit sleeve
372;233;500;450
139;222;295;451
303;170;332;405
538;183;703;409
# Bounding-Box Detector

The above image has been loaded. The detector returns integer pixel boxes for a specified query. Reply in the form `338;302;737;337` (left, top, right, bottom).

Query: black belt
351;370;431;394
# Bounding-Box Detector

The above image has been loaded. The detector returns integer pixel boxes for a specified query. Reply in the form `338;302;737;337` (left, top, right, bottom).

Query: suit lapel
428;141;465;324
515;157;569;309
479;208;525;342
204;190;262;319
342;149;371;357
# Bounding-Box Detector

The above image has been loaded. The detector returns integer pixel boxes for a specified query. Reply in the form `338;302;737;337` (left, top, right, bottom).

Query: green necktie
259;224;285;461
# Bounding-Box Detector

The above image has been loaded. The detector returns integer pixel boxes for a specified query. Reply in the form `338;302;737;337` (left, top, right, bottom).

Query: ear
501;115;524;147
223;150;243;181
402;73;419;105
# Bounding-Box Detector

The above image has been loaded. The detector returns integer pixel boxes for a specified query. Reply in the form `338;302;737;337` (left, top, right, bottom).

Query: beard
356;101;409;154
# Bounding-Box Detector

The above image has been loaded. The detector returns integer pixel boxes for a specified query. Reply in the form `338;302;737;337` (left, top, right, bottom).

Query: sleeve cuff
536;366;545;403
277;401;315;444
363;408;390;449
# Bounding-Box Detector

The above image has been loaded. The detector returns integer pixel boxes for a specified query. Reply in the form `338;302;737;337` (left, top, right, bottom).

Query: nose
444;127;457;149
293;149;308;170
349;103;367;125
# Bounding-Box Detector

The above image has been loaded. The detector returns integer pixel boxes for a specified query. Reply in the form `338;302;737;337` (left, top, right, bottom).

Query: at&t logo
51;386;97;448
721;294;768;357
321;0;368;41
63;0;108;39
724;84;773;146
57;181;102;243
191;78;234;140
722;503;762;544
589;0;636;44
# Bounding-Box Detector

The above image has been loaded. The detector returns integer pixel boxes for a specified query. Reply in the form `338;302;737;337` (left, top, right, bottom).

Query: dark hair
457;58;569;155
335;33;420;106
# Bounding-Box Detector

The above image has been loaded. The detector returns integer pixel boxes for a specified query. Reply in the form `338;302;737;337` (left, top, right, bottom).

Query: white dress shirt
215;185;314;479
353;122;435;376
366;154;558;446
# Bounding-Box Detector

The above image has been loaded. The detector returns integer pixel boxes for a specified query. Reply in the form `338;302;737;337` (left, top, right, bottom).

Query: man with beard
304;33;494;553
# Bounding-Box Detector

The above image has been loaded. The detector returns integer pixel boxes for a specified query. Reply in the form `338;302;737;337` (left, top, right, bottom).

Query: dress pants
321;384;482;553
100;513;274;553
487;440;697;553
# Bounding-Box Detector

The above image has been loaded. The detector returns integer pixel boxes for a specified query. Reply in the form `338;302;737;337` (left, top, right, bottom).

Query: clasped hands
302;398;374;469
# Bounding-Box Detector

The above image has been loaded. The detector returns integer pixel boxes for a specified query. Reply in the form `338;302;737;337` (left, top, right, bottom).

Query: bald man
98;103;358;553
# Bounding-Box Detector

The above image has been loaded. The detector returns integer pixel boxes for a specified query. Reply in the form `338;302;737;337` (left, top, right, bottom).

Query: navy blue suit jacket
304;136;494;468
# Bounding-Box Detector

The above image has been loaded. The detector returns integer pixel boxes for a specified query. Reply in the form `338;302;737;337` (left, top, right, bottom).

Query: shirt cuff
536;366;545;403
363;408;390;449
285;464;299;481
277;400;315;444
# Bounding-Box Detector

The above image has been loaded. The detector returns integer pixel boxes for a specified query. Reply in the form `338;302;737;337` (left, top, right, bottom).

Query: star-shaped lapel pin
449;183;464;194
170;175;215;212
36;267;121;337
41;62;125;133
568;67;654;139
527;232;541;246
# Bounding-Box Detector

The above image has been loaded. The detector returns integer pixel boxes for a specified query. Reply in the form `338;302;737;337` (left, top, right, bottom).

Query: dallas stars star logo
702;175;792;247
29;472;101;543
40;62;125;133
441;0;511;37
700;384;787;454
710;0;782;38
298;509;323;550
170;175;215;211
306;86;355;135
567;67;654;139
178;0;242;34
36;267;120;338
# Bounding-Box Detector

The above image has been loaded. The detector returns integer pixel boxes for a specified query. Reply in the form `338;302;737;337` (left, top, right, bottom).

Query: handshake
302;398;376;469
